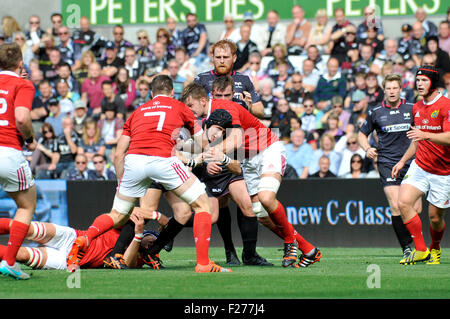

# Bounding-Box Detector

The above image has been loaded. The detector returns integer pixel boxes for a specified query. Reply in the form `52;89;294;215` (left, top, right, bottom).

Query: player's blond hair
382;74;402;90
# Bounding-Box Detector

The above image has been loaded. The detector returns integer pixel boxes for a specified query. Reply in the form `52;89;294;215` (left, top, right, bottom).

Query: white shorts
0;146;35;192
42;224;77;270
118;154;192;198
242;141;287;196
402;160;450;209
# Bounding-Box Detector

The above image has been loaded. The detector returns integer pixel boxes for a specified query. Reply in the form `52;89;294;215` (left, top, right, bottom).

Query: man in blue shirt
180;13;209;67
285;128;314;178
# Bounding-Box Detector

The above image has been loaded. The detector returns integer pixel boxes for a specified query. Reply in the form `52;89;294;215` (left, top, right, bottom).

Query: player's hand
48;163;56;171
130;210;145;234
206;162;222;175
365;147;378;160
203;148;224;163
242;91;252;108
407;126;429;142
20;68;29;80
194;152;204;165
391;161;404;179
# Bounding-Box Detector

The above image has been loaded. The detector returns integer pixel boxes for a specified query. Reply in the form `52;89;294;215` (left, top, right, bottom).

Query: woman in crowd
30;123;58;178
306;8;332;54
113;67;137;111
308;133;341;176
74;50;96;85
342;153;366;179
77;120;106;167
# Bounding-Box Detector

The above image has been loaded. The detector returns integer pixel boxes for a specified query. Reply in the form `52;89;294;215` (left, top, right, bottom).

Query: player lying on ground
392;65;450;265
0;210;162;270
181;82;322;268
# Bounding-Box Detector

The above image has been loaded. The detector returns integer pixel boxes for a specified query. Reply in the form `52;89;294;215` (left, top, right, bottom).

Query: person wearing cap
392;65;450;266
99;41;124;80
44;98;64;136
254;10;286;57
73;99;91;135
242;11;259;44
348;89;368;129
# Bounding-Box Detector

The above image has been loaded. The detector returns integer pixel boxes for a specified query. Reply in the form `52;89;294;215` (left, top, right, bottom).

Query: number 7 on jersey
144;111;166;131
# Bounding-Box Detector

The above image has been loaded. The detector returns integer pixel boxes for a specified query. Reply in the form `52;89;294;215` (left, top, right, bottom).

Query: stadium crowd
2;5;450;181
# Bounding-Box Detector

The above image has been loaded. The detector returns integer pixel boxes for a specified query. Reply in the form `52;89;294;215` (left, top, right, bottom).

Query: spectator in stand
415;8;438;38
74;50;96;86
73;16;107;59
44;98;64;136
112;25;134;59
154;27;176;60
242;51;267;92
31;80;54;132
97;103;124;159
270;60;291;99
30;123;57;178
308;155;337;178
254;10;286;57
234;23;258;72
374;37;404;72
166;17;183;48
124;47;146;81
174;46;197;82
341;153;366;179
349;90;369;130
438;21;450;54
55;78;80;116
307;9;332;55
337;133;365;177
269;98;297;141
352;43;375;76
314;57;347;111
131;79;151;110
391;56;415;90
167;59;186;100
285;5;311;56
48;13;63;39
442;72;450;98
100;80;126;119
218;14;241;43
364;71;384;108
13;31;34;68
88;154;116;180
359;27;384;59
66;153;90;180
284;73;312;113
100;41;124;80
42;48;62;84
77;120;106;167
300;58;320;92
113;67;136;111
25;15;45;46
259;77;278;123
81;62;111;118
410;22;427;67
180;12;209;67
321;95;351;132
72;100;91;136
56;26;81;70
48;116;80;179
135;29;152;63
356;5;384;43
265;44;295;78
305;44;327;72
395;25;415;69
300;97;322;139
141;42;169;82
424;35;450;74
323;111;344;142
33;32;55;73
56;62;81;94
285;128;314;178
329;8;357;65
1;15;21;43
308;133;341;176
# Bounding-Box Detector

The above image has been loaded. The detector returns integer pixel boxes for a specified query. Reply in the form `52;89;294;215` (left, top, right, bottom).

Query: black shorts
149;181;167;193
204;173;244;198
378;161;410;188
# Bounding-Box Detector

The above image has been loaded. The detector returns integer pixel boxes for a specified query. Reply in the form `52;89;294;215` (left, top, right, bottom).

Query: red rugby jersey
122;95;202;158
413;94;450;175
208;99;279;157
77;228;121;269
0;71;35;151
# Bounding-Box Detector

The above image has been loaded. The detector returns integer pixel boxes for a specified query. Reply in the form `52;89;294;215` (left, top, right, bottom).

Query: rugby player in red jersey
67;75;231;273
181;82;322;268
0;43;38;280
392;66;450;265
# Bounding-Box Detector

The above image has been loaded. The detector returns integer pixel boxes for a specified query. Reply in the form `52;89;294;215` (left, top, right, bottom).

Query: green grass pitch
1;247;449;299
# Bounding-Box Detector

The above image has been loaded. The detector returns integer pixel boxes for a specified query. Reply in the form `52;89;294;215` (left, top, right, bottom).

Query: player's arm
392;140;418;178
213;126;243;156
407;126;450;146
203;148;242;175
15;106;34;141
114;134;130;181
176;150;203;168
123;210;145;268
358;131;378;159
249;101;264;119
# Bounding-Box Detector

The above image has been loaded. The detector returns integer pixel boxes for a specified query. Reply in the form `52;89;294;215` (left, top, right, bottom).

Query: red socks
4;220;29;266
193;212;211;265
294;230;315;255
86;214;114;244
0;244;6;260
0;218;11;235
268;201;295;243
404;214;427;252
430;224;446;251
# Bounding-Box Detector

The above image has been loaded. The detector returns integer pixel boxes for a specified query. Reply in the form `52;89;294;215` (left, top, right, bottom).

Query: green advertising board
61;0;447;26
